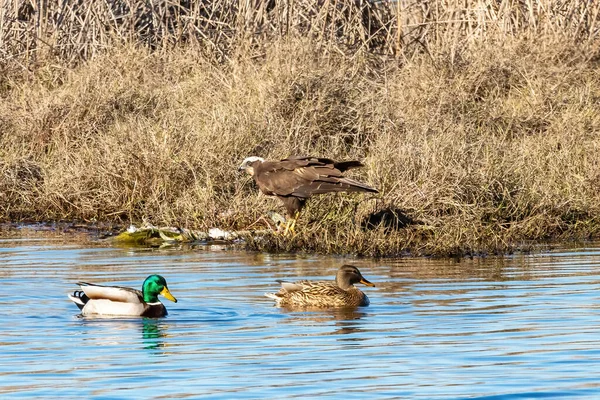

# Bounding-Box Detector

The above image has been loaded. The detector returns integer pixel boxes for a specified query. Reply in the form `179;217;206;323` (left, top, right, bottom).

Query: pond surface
2;239;600;398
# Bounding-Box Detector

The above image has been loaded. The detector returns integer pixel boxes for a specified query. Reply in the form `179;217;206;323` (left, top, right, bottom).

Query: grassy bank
1;1;600;256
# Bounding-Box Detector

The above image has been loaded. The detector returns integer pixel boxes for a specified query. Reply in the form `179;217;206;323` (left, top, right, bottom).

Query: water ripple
2;242;600;398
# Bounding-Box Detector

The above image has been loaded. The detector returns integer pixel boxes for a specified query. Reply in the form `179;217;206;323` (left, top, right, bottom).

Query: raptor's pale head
238;156;265;176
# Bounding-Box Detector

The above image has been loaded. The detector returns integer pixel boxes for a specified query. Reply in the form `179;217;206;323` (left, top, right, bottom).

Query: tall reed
2;0;599;65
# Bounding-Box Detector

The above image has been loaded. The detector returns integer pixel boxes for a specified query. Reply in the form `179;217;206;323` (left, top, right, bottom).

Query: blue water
2;239;600;398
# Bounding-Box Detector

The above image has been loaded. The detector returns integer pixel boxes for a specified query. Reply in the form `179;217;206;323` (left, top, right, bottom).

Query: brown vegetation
1;1;600;256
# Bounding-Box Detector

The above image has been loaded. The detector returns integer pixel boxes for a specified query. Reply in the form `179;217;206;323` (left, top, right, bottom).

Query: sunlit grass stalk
1;1;600;256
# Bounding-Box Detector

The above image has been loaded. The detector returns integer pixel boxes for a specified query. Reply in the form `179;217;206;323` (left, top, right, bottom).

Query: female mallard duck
68;274;177;317
265;265;375;308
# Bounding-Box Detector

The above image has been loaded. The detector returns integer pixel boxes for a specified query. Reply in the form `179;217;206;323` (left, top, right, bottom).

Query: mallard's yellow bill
161;287;178;303
360;278;375;287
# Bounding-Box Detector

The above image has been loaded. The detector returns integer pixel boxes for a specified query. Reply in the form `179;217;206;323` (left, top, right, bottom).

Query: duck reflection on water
279;307;369;338
141;318;170;352
74;316;171;353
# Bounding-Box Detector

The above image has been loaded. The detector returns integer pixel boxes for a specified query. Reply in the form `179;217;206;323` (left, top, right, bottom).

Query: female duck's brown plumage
265;265;375;308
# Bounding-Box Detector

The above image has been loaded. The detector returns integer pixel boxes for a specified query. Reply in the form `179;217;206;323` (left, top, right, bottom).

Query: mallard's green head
142;275;177;303
336;265;375;290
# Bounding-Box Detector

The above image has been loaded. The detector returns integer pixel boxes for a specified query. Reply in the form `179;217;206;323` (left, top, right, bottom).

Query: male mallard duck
265;265;375;308
68;274;177;317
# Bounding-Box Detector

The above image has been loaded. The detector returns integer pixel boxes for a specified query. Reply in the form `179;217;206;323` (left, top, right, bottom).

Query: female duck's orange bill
360;278;375;287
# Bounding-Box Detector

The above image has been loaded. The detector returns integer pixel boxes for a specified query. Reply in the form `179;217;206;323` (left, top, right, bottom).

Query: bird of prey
238;156;379;235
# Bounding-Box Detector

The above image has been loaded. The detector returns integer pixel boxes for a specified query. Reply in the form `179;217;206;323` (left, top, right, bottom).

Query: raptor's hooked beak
240;166;254;176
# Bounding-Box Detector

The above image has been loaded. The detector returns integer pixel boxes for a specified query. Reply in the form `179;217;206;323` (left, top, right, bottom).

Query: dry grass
1;1;600;256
